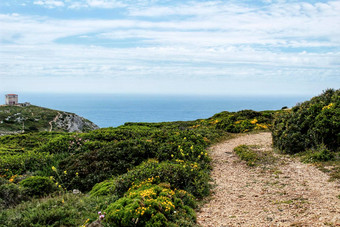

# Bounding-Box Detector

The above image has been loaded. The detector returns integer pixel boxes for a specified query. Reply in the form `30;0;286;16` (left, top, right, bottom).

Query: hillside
0;105;99;135
0;90;338;226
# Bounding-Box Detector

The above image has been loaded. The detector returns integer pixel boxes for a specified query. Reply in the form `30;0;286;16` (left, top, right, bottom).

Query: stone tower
5;94;18;105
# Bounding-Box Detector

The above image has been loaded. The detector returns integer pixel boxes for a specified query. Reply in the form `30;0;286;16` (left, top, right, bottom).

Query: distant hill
0;105;99;135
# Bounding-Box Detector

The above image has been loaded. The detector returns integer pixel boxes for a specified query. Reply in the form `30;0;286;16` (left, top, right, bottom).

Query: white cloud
33;0;65;8
0;0;339;95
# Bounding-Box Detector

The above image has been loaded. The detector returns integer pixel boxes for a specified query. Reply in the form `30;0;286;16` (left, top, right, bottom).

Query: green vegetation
272;89;339;154
0;105;98;135
272;89;340;181
0;108;275;226
234;145;277;167
0;90;339;226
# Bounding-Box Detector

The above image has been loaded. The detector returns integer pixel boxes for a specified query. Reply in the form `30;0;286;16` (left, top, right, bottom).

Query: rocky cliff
0;105;99;136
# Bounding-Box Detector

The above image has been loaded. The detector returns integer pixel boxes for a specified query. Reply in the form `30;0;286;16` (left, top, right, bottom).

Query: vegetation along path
197;132;340;226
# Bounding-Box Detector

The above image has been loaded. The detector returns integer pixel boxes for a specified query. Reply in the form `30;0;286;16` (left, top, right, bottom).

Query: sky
0;0;339;96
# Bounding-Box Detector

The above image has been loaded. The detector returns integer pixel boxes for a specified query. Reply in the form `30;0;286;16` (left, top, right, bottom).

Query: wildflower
171;154;174;158
100;215;105;220
51;166;57;172
76;172;79;176
98;211;102;215
62;199;64;203
64;170;67;175
50;176;54;180
58;185;62;188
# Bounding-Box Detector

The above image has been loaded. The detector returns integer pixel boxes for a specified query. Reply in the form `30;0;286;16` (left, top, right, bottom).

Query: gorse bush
90;159;211;199
215;110;273;133
272;89;340;154
105;183;196;227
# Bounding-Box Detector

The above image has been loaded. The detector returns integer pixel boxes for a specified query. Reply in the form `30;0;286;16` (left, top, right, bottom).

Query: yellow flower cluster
159;196;175;212
161;188;175;196
322;103;334;110
190;124;201;129
9;174;17;182
129;176;160;191
250;119;258;124
135;206;148;216
255;124;268;129
139;188;157;198
190;162;198;169
209;119;219;124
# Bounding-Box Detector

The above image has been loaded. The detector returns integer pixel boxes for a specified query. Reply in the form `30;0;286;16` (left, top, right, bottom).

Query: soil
197;132;340;227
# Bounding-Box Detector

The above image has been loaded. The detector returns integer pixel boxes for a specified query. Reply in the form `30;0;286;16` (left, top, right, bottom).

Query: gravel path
197;132;340;227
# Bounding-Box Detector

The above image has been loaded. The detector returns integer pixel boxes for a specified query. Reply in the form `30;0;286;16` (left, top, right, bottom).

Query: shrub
0;179;26;209
19;176;58;197
105;183;196;226
272;89;339;154
90;159;211;199
0;193;117;226
301;145;335;163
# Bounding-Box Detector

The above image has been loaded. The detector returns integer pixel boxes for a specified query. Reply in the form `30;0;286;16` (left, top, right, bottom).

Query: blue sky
0;0;339;95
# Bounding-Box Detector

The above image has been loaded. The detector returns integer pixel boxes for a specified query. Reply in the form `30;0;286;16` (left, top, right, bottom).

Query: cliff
0;105;99;135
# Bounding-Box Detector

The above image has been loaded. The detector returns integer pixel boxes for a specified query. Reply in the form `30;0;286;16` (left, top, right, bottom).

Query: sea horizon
0;93;312;128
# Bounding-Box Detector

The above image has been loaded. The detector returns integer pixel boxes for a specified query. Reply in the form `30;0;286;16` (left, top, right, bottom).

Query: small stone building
5;94;18;105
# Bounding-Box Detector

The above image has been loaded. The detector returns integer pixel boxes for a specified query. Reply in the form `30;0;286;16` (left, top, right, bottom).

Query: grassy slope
0;105;97;134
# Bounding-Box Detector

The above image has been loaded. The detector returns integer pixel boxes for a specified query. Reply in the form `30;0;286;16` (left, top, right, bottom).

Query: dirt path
197;132;340;226
49;112;61;132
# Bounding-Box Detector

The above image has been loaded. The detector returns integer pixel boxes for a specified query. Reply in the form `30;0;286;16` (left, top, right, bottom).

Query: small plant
19;176;58;197
0;179;26;208
234;145;277;167
301;145;335;163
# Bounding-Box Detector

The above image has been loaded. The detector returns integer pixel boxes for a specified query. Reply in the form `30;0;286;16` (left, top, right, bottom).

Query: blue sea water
12;93;310;128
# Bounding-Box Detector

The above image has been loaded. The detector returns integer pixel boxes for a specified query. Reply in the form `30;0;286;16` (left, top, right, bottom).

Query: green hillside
0;105;99;135
0;89;338;226
0;108;276;226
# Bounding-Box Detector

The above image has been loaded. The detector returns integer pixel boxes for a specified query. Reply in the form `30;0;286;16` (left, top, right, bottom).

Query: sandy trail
197;132;340;227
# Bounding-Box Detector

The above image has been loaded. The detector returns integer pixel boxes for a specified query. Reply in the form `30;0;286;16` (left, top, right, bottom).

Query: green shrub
0;193;117;226
105;183;196;226
215;110;273;133
19;176;58;197
0;179;26;209
301;145;335;163
90;159;211;199
272;89;339;154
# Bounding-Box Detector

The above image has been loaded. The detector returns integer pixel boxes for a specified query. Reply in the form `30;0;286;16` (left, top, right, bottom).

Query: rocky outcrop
51;112;99;132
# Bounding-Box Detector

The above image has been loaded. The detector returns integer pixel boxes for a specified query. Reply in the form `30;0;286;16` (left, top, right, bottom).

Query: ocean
13;93;309;128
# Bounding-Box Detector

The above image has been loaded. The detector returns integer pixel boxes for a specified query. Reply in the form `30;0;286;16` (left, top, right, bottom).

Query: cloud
0;0;339;95
33;0;65;8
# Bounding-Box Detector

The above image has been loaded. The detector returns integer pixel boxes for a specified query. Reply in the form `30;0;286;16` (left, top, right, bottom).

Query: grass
297;149;340;181
234;145;278;167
